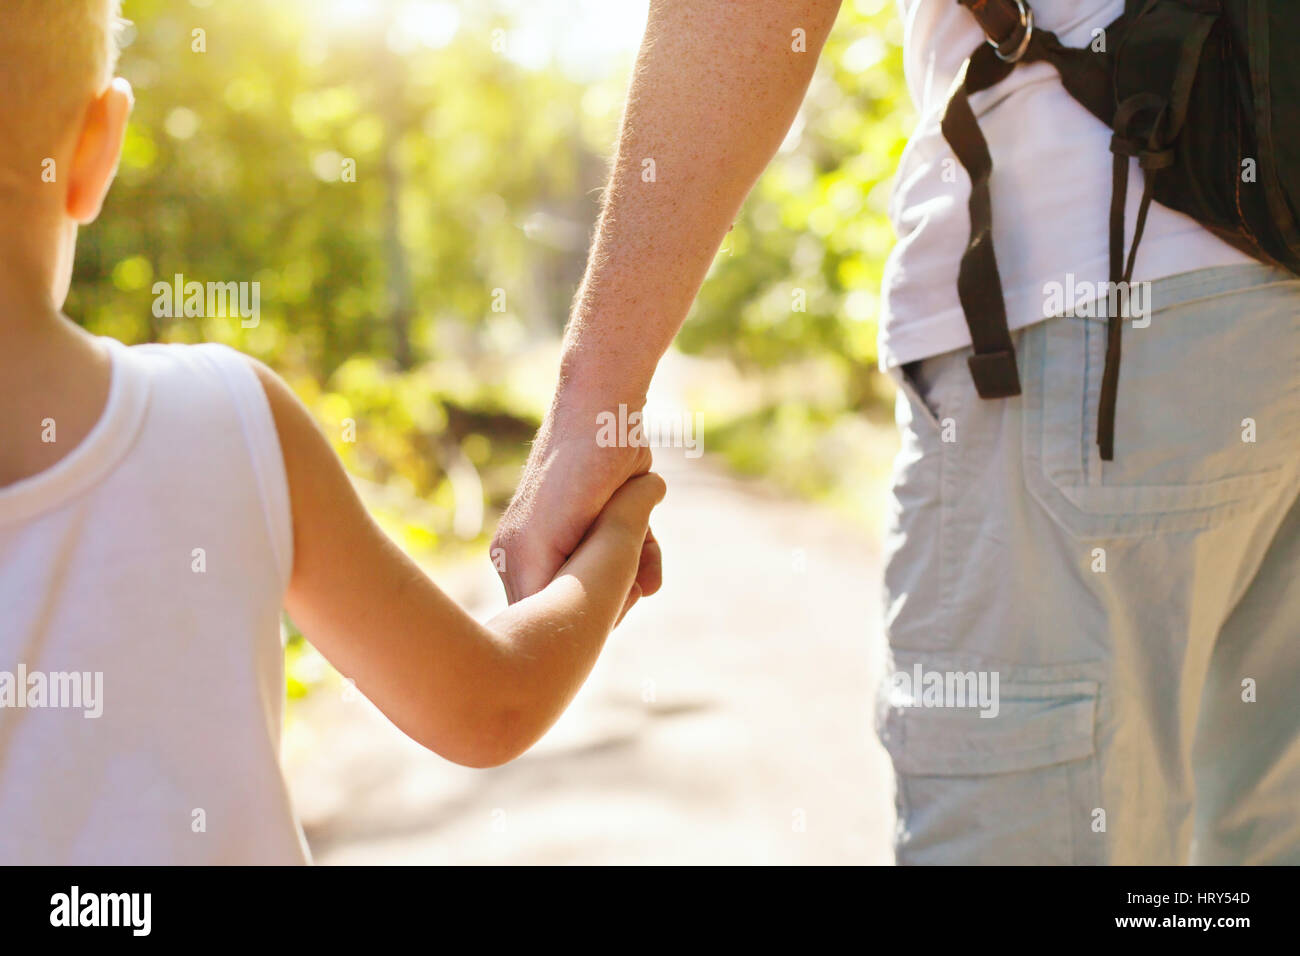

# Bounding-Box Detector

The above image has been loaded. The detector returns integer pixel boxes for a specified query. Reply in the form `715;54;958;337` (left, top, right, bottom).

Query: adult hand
491;402;663;606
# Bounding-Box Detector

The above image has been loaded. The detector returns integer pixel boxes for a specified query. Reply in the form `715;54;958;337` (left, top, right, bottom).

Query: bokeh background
78;0;913;863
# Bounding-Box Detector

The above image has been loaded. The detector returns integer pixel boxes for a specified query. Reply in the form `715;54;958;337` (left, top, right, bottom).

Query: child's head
0;0;131;307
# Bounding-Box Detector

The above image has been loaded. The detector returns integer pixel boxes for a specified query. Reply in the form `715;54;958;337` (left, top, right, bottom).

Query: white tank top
0;338;309;864
880;0;1255;368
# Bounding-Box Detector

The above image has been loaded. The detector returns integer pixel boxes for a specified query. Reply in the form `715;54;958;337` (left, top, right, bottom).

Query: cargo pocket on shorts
879;654;1106;865
1019;266;1298;538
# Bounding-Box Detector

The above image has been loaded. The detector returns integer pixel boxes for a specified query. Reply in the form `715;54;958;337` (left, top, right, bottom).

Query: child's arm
250;360;665;768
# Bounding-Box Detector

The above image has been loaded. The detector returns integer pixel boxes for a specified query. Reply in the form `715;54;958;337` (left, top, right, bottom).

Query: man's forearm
555;0;842;415
491;0;840;603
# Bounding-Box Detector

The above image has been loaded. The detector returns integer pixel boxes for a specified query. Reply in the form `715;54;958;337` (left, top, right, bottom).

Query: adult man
492;0;1300;864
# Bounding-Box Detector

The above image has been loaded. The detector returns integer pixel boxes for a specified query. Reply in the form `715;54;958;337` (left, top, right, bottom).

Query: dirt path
284;362;898;865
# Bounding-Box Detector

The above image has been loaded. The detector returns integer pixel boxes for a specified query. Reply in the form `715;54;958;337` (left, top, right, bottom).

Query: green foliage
74;0;911;548
681;0;911;414
675;0;912;514
75;0;628;553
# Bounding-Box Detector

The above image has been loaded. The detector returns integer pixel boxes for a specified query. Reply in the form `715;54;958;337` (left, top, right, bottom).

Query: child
0;1;664;864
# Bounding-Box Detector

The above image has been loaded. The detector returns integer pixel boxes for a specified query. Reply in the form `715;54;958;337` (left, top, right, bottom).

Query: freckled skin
494;0;844;601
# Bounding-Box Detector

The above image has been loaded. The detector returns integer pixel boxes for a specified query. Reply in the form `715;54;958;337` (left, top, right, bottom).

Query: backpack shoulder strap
941;1;1121;404
941;43;1022;398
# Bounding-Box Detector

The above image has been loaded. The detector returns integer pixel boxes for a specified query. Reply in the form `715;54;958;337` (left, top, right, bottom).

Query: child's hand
555;472;668;625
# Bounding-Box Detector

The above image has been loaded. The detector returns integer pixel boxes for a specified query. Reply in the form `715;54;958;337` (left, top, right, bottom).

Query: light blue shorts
879;263;1300;864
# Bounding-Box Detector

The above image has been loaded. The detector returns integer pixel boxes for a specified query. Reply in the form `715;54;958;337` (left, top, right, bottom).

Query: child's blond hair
0;1;124;176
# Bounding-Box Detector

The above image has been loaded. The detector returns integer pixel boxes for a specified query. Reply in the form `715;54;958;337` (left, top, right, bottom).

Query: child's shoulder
106;337;296;581
110;337;281;425
113;337;343;554
101;337;290;482
115;336;253;380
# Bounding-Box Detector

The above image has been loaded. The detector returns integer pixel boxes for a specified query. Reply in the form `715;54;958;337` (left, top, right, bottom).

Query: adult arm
493;0;843;601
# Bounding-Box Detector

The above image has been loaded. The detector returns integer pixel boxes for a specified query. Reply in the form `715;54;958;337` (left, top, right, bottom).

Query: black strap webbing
942;1;1117;402
1096;10;1217;458
944;0;1216;461
941;45;1020;398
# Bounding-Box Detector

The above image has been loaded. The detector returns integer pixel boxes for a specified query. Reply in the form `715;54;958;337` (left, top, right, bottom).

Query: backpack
942;0;1300;459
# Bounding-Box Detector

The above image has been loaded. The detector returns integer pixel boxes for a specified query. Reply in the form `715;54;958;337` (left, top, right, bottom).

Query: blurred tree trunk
380;112;414;370
376;20;414;371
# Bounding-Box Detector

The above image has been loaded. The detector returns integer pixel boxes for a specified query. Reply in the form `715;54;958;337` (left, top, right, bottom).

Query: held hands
554;470;668;626
492;404;664;614
464;469;665;764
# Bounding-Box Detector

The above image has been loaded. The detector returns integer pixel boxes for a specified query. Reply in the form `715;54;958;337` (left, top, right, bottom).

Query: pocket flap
880;658;1100;776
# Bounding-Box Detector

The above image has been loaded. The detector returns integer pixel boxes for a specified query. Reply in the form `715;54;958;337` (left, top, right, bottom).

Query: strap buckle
988;0;1034;63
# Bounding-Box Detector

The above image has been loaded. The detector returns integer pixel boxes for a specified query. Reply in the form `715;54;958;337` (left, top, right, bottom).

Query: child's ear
66;77;133;225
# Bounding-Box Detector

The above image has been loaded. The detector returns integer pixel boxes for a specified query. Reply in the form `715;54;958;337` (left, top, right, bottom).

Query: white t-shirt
879;0;1255;368
0;338;309;864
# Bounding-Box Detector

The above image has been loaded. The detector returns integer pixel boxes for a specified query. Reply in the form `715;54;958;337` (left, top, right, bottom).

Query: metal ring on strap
990;0;1034;63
